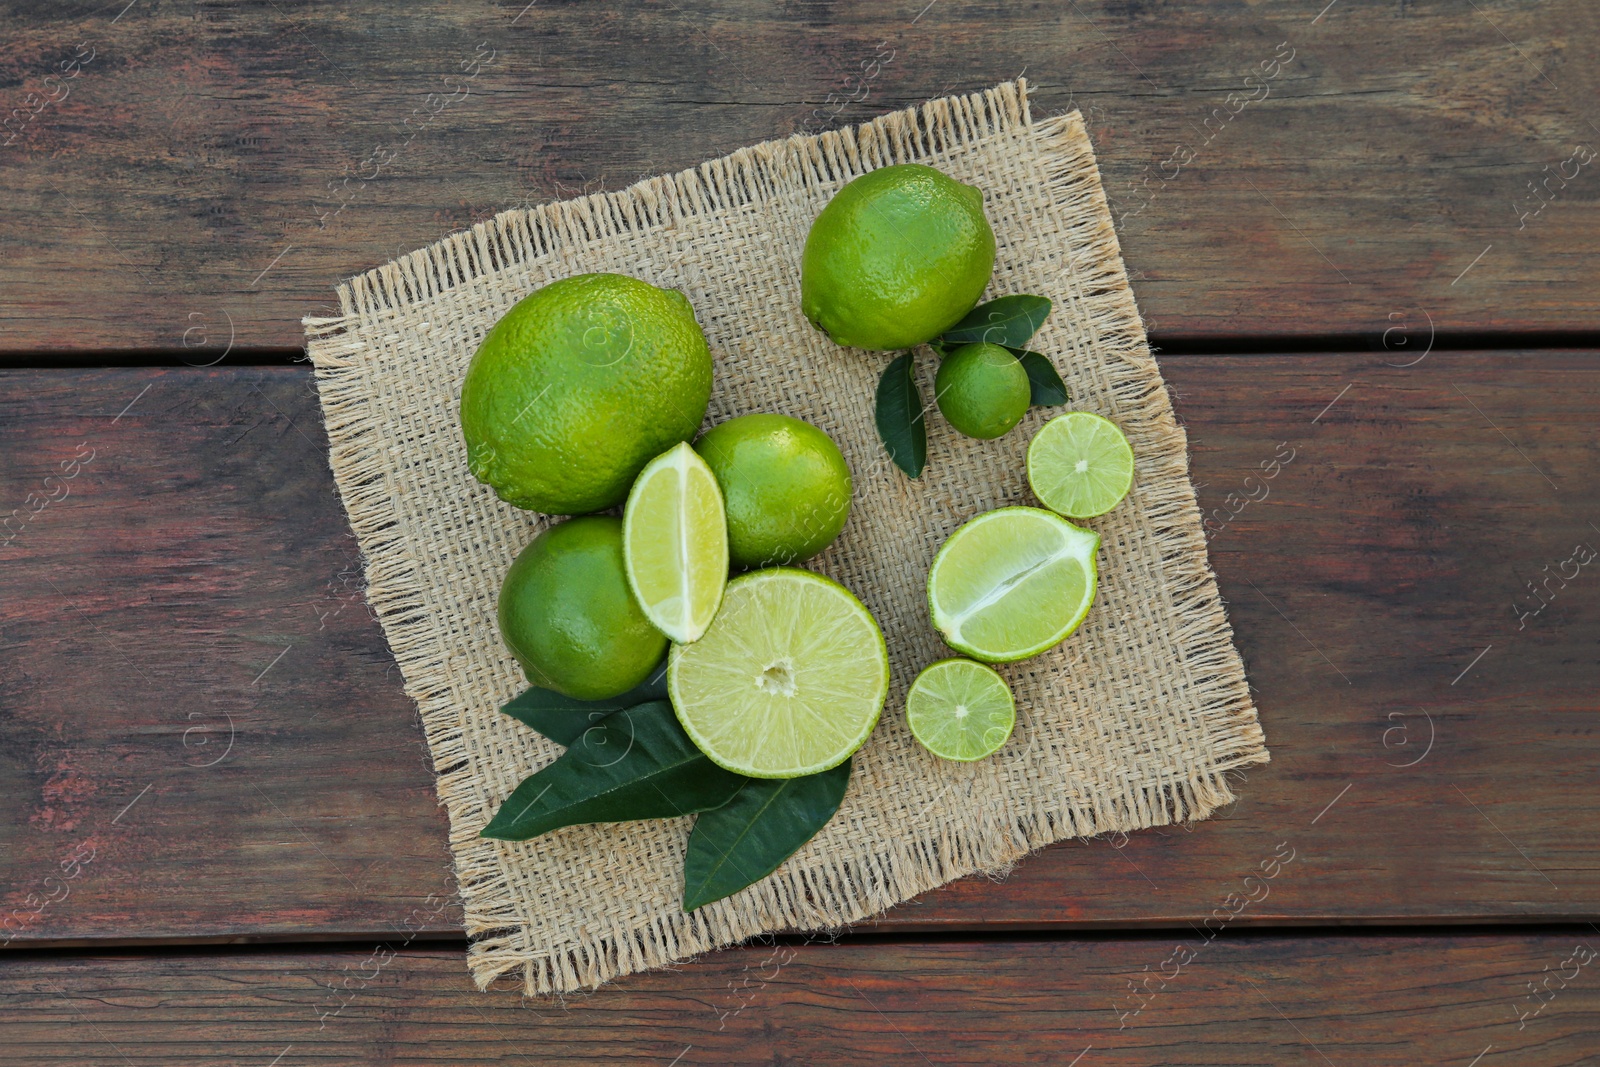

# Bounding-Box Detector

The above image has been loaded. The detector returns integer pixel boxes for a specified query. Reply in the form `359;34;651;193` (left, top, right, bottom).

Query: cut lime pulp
906;658;1016;761
926;506;1099;663
1027;411;1134;519
668;568;889;778
623;442;729;644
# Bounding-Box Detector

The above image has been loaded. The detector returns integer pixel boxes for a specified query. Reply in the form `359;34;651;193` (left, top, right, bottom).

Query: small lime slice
927;507;1099;663
622;442;729;644
1026;411;1135;518
906;658;1016;761
669;568;889;778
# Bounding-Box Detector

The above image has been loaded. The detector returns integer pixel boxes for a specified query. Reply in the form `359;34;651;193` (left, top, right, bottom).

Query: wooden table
3;2;1597;1063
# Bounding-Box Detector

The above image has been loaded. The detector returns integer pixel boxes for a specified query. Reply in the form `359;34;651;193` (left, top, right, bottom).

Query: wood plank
4;933;1599;1064
2;354;1597;946
0;365;459;944
0;1;1596;351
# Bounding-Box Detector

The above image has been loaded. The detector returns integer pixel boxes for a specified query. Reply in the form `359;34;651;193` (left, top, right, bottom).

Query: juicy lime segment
623;442;729;644
906;658;1016;761
668;568;889;778
927;507;1099;663
1027;411;1135;519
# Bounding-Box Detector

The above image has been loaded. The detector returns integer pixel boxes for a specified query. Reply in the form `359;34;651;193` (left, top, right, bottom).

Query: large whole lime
935;342;1031;440
498;516;668;700
460;273;713;515
694;413;852;569
801;163;996;351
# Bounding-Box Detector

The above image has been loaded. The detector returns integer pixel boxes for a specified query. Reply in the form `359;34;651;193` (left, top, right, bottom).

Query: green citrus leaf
480;700;746;841
940;295;1052;348
682;758;852;911
875;351;926;478
500;658;668;746
1012;349;1070;407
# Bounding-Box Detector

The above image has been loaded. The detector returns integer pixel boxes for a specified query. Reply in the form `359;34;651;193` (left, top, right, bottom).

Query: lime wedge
906;658;1016;761
1026;411;1135;518
927;506;1099;663
623;442;729;644
668;568;889;778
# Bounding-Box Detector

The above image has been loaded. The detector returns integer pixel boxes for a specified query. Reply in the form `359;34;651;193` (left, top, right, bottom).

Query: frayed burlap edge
304;79;1268;995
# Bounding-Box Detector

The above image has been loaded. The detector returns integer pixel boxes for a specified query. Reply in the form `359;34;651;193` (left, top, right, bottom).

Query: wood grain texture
5;933;1600;1064
0;1;1596;352
0;365;459;946
1;355;1597;946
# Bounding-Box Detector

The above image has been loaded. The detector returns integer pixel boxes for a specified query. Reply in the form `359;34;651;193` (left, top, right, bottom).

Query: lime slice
927;507;1099;663
906;658;1016;761
668;568;889;778
1026;412;1135;518
623;442;729;644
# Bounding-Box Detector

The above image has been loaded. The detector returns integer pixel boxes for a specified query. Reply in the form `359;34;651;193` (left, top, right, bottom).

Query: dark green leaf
1014;349;1070;406
500;658;668;746
928;339;957;359
874;351;926;478
683;758;852;911
480;701;746;841
940;295;1053;348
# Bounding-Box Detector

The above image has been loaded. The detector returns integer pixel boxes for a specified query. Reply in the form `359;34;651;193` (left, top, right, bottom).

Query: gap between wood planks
10;920;1600;958
4;333;1600;368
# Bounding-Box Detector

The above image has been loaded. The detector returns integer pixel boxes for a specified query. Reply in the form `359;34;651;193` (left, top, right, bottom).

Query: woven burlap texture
304;79;1268;996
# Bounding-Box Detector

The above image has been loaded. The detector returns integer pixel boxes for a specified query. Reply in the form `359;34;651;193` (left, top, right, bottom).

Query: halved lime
668;568;889;778
1027;411;1135;518
927;507;1099;663
906;658;1016;761
622;442;729;644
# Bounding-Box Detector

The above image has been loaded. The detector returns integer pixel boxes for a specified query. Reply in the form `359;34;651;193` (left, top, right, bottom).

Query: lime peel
801;164;996;351
934;342;1031;440
459;273;712;515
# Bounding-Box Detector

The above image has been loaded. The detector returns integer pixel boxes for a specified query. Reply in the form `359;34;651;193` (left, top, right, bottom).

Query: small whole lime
801;163;996;351
460;273;712;516
694;414;853;569
934;342;1031;440
498;515;668;700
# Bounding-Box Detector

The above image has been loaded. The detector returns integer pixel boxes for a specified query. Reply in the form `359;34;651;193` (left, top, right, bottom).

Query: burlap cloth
304;79;1268;995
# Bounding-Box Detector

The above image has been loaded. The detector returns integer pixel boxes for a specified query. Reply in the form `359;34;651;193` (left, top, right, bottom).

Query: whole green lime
694;414;853;569
801;163;995;351
935;342;1031;440
498;516;668;700
460;273;713;515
